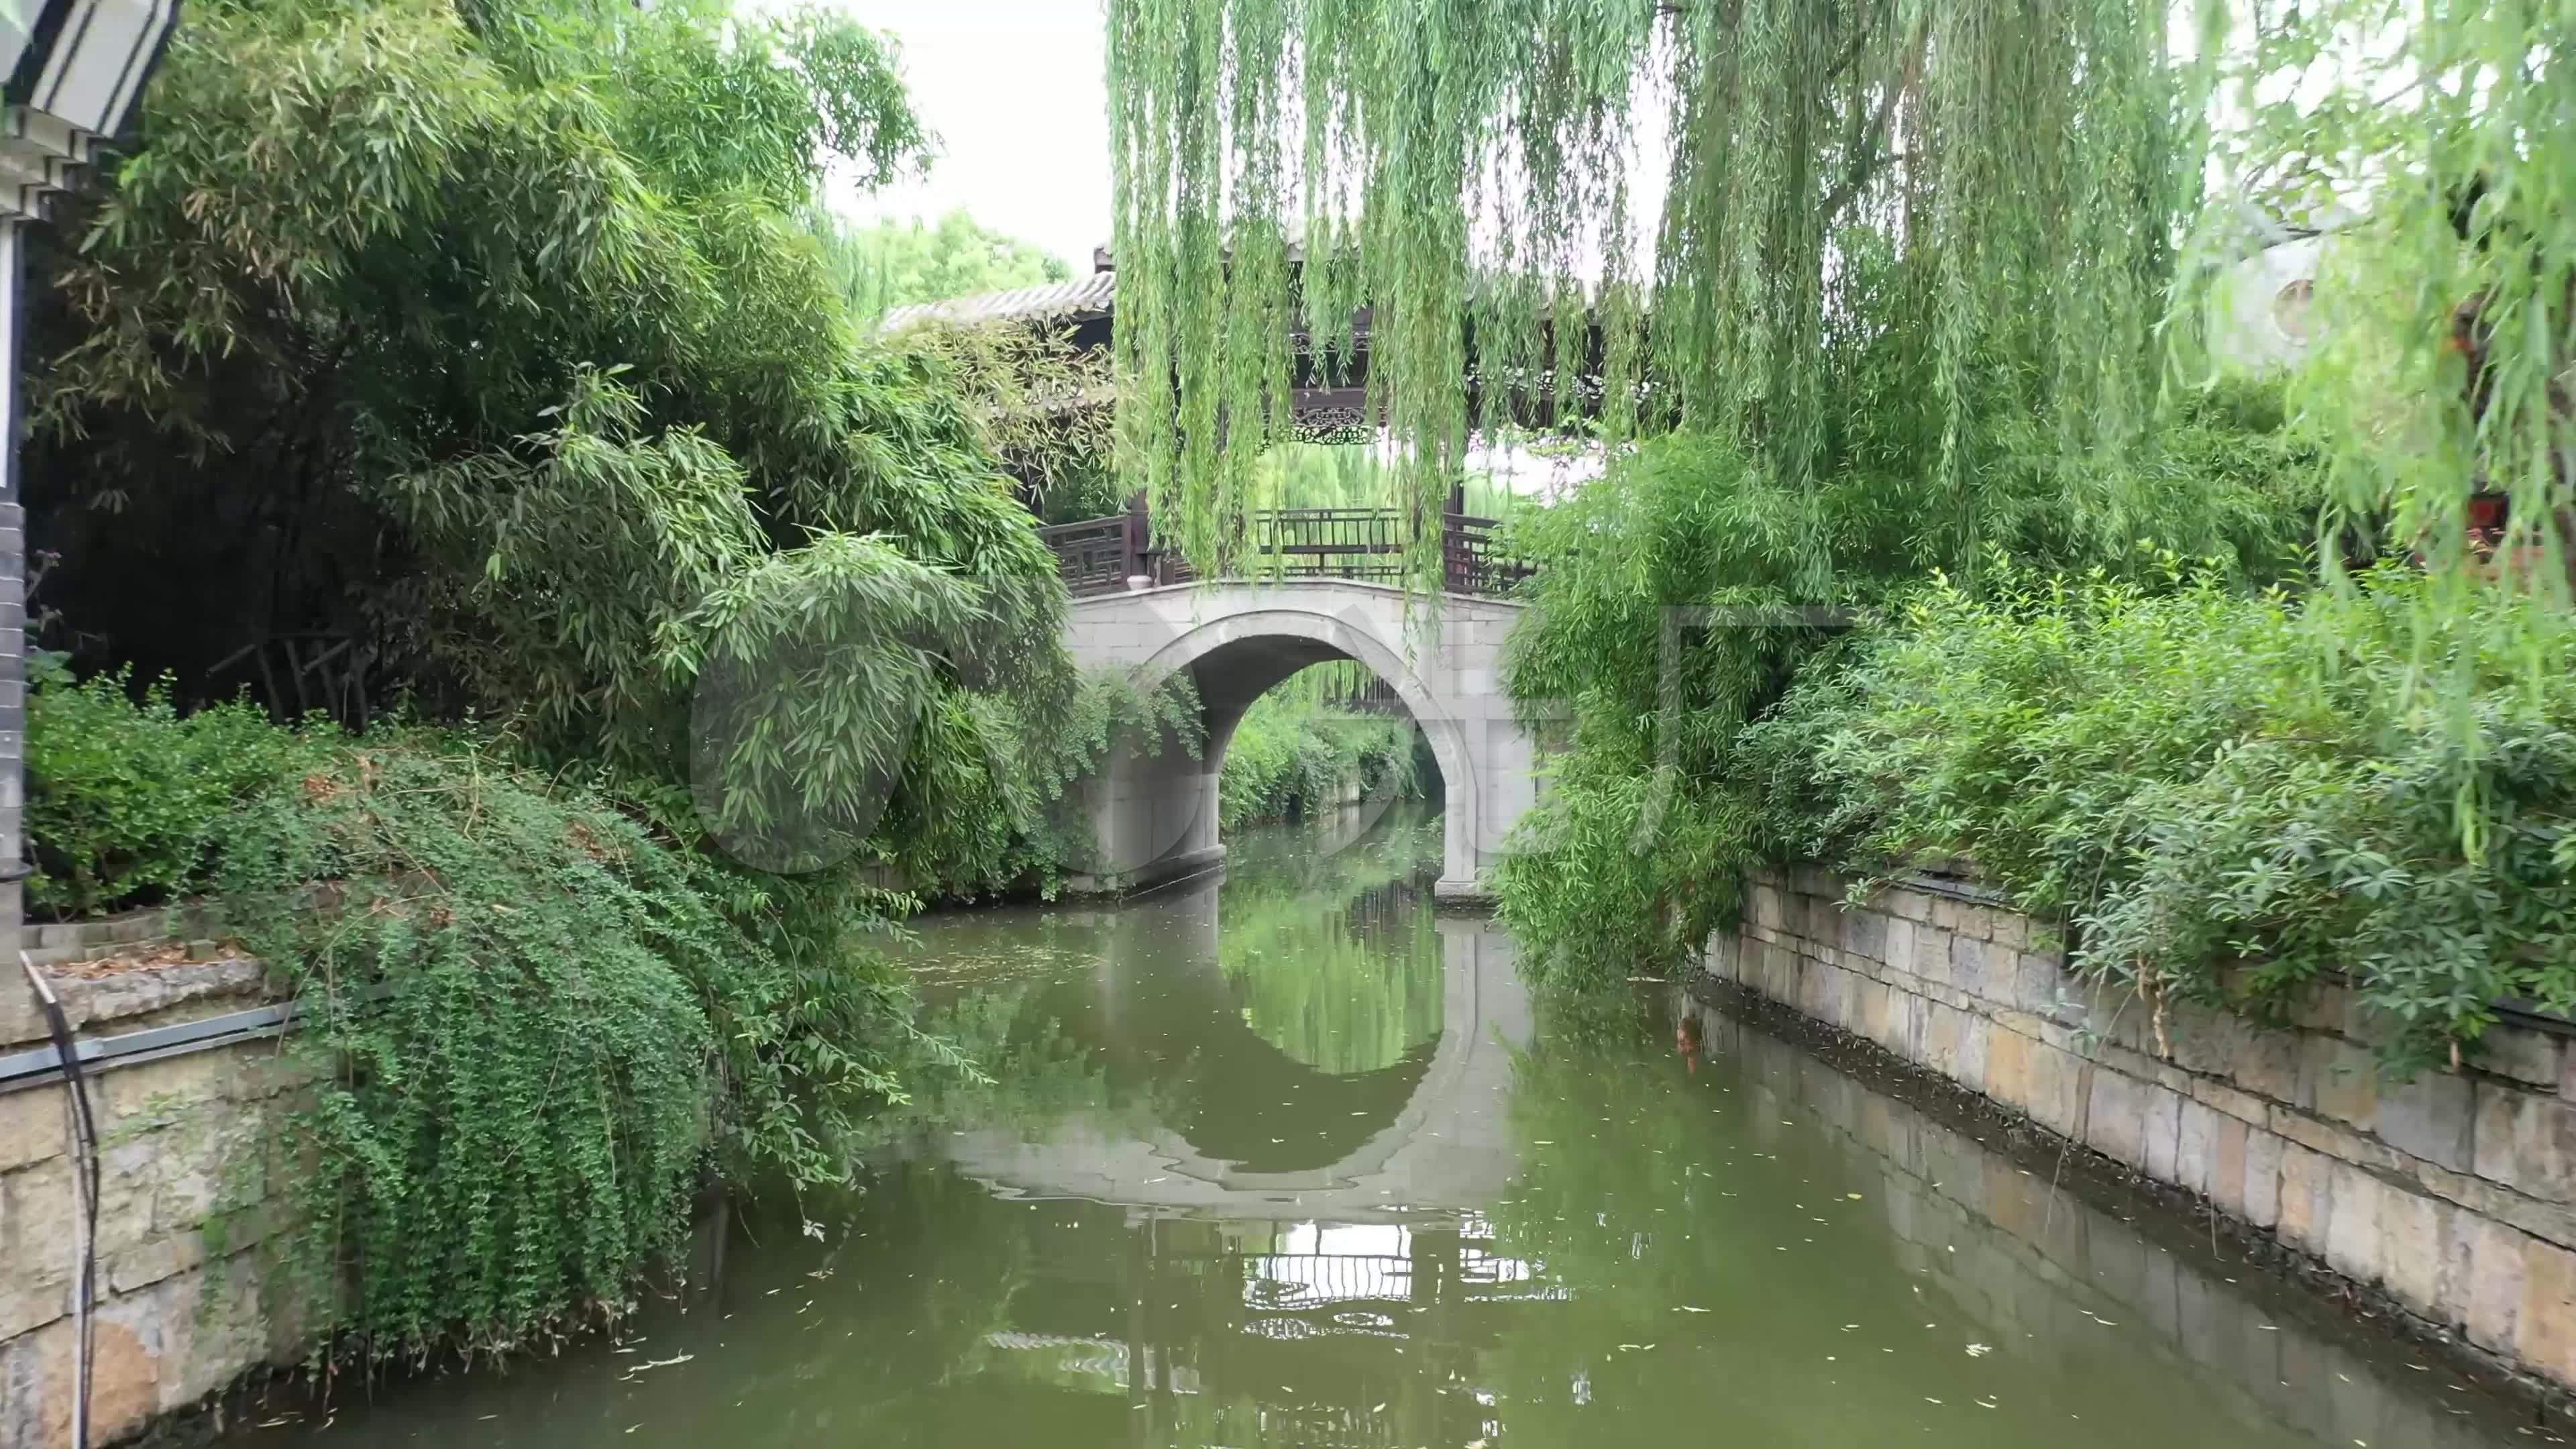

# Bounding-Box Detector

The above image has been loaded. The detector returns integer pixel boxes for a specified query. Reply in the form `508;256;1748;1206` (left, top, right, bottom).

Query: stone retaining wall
1706;867;2576;1398
1684;992;2519;1446
1;956;307;1448
20;908;222;971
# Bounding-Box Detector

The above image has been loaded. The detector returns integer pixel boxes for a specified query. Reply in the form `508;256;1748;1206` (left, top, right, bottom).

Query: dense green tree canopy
19;0;1174;1358
31;0;1071;884
826;209;1078;320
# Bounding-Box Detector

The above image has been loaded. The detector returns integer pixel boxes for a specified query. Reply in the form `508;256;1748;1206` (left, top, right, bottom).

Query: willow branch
1819;13;1928;227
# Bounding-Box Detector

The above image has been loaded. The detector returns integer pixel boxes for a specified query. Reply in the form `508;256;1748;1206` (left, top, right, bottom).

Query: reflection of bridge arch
941;881;1531;1222
1061;580;1539;900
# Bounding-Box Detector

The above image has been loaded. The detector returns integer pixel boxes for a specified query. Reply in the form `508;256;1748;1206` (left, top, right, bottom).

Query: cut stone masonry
1709;866;2576;1396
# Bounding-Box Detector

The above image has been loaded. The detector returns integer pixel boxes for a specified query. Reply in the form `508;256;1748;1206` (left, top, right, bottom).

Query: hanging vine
1106;0;2193;584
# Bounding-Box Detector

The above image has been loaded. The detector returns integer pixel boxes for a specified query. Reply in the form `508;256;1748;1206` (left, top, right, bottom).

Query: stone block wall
19;908;224;971
1707;866;2576;1397
1;957;308;1448
1685;995;2514;1448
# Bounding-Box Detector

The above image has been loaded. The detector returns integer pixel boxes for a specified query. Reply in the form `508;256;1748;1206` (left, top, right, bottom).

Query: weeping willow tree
2200;1;2576;692
1107;0;2193;578
1107;0;2326;976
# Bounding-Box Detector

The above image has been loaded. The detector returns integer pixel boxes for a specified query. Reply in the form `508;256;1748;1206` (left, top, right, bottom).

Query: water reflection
915;811;1529;1212
246;811;2535;1449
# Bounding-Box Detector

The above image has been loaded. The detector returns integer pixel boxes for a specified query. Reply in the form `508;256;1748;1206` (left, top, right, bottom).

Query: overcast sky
822;2;1114;272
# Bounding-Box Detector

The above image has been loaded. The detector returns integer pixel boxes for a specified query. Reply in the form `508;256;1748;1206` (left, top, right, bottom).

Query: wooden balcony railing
1040;494;1533;598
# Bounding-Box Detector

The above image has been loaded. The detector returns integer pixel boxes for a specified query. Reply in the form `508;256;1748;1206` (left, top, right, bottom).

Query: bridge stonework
1061;580;1540;900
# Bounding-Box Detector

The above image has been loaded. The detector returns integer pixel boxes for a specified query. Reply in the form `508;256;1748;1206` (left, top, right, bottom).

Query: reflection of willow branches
1220;900;1442;1075
858;982;1146;1147
1218;808;1442;900
1216;812;1447;1075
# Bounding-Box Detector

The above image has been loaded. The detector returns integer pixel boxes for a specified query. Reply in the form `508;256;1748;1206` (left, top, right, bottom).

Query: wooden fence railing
1040;493;1532;598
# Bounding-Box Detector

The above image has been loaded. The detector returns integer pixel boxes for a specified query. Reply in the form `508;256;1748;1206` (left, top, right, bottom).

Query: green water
249;812;2535;1448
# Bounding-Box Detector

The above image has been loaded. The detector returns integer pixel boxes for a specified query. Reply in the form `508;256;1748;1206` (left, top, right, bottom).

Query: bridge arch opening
1059;580;1538;900
1077;602;1484;896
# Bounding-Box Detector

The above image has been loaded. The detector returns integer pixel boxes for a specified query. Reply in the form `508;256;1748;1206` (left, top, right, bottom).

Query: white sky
808;3;2332;282
820;1;1114;272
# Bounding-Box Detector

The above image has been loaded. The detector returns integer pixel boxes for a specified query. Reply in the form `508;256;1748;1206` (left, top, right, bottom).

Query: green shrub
1219;685;1424;829
1760;565;2576;1074
1750;557;2326;920
26;667;310;918
1489;378;2326;987
217;735;901;1359
24;662;1001;1359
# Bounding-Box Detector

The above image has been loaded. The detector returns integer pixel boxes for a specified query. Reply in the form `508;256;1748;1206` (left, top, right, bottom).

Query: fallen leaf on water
619;1352;696;1381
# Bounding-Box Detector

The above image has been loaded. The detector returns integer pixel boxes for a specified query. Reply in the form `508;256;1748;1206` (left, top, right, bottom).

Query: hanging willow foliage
1107;0;2194;581
2198;2;2576;720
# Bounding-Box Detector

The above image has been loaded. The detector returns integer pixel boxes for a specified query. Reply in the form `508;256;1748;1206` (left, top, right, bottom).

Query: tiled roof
877;270;1117;333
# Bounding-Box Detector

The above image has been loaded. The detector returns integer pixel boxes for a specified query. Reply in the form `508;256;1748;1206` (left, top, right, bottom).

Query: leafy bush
25;662;1083;1360
1219;682;1426;829
1750;557;2324;919
875;667;1205;900
216;734;942;1358
1761;566;2576;1073
26;667;310;917
1491;377;2325;986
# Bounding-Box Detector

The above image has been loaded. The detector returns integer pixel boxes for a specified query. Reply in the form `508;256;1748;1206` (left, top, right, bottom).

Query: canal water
252;810;2538;1448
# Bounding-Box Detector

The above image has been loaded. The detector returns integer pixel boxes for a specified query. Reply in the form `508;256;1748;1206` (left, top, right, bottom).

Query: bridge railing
1042;496;1534;598
1034;513;1138;595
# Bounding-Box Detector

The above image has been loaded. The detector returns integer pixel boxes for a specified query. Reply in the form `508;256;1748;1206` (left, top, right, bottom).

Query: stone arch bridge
1046;503;1543;900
